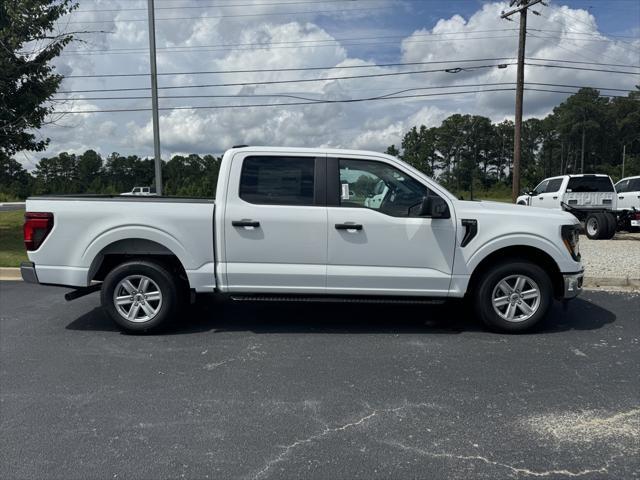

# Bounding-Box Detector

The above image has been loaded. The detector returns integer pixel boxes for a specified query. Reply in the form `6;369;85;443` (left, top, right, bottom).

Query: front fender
462;232;578;274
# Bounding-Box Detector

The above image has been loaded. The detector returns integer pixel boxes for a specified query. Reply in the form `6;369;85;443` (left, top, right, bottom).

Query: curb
0;267;22;281
1;267;639;289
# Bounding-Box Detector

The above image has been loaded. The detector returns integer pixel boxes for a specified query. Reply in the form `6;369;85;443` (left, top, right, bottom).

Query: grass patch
0;210;27;267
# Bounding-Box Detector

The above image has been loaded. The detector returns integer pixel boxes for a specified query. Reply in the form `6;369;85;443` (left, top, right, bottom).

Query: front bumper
563;271;584;299
21;261;39;284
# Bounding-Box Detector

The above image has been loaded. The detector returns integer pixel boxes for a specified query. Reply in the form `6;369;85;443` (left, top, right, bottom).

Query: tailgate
562;192;615;208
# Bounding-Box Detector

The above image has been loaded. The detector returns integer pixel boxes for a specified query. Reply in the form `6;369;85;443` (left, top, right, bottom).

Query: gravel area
580;231;640;279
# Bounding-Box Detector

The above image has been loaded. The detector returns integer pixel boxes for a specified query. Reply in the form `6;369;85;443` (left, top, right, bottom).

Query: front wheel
101;260;180;333
474;260;553;332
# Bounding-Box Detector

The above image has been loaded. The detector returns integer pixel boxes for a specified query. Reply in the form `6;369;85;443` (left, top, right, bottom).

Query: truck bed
25;195;216;291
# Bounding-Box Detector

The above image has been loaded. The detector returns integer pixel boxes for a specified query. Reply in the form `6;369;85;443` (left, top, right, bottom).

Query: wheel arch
87;238;189;287
467;245;564;299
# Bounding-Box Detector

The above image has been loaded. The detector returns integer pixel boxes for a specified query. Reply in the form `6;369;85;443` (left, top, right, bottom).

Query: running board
229;295;446;305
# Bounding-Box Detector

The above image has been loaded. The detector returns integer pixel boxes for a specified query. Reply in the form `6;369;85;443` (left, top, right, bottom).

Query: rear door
326;155;456;296
222;153;327;293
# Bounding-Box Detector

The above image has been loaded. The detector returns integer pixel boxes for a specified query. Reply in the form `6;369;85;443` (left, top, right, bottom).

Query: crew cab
21;147;584;333
516;174;621;239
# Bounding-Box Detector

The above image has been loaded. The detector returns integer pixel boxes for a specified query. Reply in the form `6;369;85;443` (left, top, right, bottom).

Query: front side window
533;180;548;195
544;178;563;193
615;180;629;193
338;159;430;217
240;156;315;205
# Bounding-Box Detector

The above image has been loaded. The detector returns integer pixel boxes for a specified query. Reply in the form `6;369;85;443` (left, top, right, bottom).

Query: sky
20;0;640;168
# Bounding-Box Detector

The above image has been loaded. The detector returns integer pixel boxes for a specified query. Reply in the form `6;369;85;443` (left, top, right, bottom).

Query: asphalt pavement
1;281;638;479
0;203;25;212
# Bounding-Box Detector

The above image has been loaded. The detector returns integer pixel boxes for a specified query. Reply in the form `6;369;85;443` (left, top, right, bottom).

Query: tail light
24;212;54;251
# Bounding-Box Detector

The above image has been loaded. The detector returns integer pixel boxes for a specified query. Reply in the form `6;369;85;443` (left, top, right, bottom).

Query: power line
73;0;372;13
61;57;516;78
55;62;639;95
60;5;393;24
61;28;520;54
57;63;515;94
525;62;639;74
49;85;633;115
60;33;522;56
51;82;637;101
52;88;521;114
59;56;640;79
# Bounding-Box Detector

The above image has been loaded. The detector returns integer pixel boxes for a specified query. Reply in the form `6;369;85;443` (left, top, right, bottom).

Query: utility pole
501;0;544;202
622;144;626;178
147;0;163;195
580;122;586;173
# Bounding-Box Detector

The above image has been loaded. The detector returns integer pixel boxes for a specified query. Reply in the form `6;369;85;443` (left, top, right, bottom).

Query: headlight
561;224;581;261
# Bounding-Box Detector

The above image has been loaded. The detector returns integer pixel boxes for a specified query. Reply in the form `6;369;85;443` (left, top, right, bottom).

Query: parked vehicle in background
516;174;620;240
21;146;584;334
121;186;156;196
614;176;640;232
614;176;640;211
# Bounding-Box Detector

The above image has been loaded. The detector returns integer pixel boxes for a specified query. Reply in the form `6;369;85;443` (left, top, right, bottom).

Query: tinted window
533;180;548;195
615;180;629;193
544;178;563;193
630;179;640;191
566;176;614;193
240;156;315;205
338;159;430;217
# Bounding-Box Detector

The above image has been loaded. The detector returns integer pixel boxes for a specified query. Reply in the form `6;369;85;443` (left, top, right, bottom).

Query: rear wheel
101;260;180;333
585;213;606;240
474;260;553;332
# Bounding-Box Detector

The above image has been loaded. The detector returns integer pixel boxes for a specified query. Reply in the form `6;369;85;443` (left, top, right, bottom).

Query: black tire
584;213;605;240
473;260;553;333
101;260;180;333
517;201;527;206
602;212;617;239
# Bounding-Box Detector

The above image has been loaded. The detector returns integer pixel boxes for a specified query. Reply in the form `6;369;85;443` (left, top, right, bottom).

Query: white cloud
23;1;639;166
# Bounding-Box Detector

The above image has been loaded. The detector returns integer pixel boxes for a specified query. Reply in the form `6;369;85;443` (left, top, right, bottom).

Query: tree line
1;88;638;201
387;87;639;196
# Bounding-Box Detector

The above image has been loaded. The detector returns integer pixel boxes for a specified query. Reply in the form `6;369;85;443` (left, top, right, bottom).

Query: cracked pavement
1;282;639;479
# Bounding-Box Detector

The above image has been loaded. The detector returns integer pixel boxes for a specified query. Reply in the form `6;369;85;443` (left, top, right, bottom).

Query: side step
230;295;446;305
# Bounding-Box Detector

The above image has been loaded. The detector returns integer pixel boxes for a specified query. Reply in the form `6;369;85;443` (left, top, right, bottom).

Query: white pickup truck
21;146;584;333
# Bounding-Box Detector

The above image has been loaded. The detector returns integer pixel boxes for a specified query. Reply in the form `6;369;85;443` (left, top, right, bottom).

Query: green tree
0;0;78;157
0;153;31;199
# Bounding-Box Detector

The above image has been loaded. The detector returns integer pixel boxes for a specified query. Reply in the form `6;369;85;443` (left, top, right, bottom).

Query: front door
326;156;456;296
223;153;327;293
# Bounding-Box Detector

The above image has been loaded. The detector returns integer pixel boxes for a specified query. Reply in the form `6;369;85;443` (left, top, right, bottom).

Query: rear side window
566;176;614;193
240;156;315;205
544;178;563;193
630;179;640;191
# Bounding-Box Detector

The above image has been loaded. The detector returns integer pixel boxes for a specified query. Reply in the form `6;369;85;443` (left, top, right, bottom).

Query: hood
453;200;578;223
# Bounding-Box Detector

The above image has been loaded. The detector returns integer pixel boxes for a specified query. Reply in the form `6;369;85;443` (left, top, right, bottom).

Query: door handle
335;223;363;231
232;220;260;228
538;196;543;200
619;196;624;199
553;196;558;199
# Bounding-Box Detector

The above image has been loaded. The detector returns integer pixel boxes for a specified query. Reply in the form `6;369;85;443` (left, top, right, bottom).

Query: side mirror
419;196;450;219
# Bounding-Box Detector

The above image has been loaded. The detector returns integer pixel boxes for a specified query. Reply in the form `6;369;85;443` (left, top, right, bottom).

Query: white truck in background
515;174;639;239
22;146;584;333
120;186;156;196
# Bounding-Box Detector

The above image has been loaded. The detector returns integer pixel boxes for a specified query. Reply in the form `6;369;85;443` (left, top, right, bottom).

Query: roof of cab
225;145;394;158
